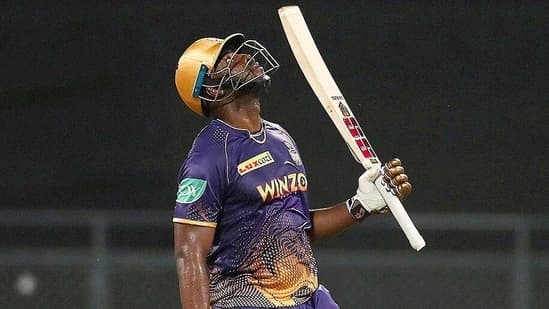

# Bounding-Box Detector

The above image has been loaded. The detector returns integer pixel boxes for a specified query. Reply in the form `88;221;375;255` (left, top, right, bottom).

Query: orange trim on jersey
172;218;217;228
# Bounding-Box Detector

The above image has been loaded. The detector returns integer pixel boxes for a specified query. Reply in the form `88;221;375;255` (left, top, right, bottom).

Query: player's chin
237;76;272;96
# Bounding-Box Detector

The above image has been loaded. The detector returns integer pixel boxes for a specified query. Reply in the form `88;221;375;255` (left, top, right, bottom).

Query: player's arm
309;201;358;241
309;158;412;241
174;222;215;309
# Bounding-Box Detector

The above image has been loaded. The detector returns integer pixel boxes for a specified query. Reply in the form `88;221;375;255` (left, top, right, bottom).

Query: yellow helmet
175;33;279;116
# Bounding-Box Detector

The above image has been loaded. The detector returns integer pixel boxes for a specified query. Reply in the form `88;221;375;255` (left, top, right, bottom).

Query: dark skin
174;51;411;309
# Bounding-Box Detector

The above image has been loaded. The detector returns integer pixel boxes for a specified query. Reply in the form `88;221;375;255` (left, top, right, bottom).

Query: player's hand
348;158;412;220
353;164;387;215
382;158;412;201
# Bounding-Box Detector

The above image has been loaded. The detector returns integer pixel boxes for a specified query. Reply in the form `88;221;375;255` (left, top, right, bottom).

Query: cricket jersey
173;119;318;308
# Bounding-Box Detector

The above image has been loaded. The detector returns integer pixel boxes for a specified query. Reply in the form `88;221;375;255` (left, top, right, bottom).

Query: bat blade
278;5;425;251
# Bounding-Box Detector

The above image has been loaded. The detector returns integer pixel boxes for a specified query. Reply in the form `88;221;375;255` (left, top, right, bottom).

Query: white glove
355;165;387;212
346;165;387;221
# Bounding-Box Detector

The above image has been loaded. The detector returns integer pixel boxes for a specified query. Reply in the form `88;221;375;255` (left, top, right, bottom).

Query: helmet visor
200;39;280;102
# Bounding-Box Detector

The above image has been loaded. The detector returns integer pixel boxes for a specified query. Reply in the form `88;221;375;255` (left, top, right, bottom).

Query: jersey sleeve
173;128;228;227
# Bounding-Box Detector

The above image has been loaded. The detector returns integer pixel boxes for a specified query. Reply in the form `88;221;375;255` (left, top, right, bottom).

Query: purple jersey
173;119;318;308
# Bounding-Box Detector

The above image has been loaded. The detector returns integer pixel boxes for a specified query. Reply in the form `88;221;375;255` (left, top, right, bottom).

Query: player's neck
214;95;262;133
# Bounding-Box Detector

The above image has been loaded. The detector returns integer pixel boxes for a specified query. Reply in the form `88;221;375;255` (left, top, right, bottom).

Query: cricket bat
278;6;425;251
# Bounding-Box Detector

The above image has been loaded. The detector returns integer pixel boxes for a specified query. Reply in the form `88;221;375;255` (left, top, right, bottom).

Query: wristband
346;196;369;222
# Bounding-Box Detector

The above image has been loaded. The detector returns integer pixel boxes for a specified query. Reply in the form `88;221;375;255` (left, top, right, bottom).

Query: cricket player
173;33;412;309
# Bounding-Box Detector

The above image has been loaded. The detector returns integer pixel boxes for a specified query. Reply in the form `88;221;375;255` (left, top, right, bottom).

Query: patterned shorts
212;285;340;309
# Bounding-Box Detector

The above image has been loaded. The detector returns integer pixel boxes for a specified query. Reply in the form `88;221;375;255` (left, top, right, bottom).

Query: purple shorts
213;285;340;309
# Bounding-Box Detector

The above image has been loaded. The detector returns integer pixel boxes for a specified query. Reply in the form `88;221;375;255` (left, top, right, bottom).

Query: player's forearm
309;202;368;241
175;253;211;309
173;223;215;309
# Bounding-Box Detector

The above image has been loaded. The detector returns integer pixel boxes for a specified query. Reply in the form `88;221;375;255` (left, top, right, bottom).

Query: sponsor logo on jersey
256;172;308;202
237;151;274;176
176;178;207;203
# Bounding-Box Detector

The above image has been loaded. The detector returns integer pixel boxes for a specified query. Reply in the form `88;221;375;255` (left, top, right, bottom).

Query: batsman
172;33;413;309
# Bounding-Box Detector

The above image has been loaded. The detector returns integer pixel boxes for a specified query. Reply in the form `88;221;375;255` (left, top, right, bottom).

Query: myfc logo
237;151;274;176
177;178;207;203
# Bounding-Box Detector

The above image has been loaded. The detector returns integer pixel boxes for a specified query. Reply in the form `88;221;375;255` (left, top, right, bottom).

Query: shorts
212;285;340;309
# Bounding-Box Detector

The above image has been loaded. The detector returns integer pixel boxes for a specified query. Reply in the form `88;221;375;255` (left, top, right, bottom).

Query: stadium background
1;1;547;308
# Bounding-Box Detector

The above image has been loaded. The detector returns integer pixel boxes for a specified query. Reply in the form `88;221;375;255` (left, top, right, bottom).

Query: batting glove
346;158;412;221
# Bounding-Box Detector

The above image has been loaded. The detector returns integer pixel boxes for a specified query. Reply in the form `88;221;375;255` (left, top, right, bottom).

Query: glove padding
352;158;413;217
354;165;387;214
381;158;412;200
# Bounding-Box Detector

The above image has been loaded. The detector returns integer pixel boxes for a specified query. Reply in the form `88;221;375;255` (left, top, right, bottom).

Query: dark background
2;1;548;214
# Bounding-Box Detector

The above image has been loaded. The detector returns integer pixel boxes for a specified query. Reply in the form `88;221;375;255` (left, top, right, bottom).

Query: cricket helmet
175;33;279;116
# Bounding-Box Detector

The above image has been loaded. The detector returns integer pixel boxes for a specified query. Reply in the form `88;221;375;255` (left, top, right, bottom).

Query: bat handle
374;177;426;251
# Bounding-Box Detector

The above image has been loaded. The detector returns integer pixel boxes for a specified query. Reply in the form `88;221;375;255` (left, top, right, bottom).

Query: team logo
176;178;207;203
283;140;302;166
237;151;275;176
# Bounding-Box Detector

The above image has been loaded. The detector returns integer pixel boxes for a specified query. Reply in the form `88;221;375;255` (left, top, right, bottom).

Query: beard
234;75;272;98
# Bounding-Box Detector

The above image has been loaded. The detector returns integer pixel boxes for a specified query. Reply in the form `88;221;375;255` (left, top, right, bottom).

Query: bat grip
374;177;426;251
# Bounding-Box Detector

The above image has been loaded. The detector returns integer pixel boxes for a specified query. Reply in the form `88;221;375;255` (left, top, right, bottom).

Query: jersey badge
177;178;207;203
283;140;303;166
